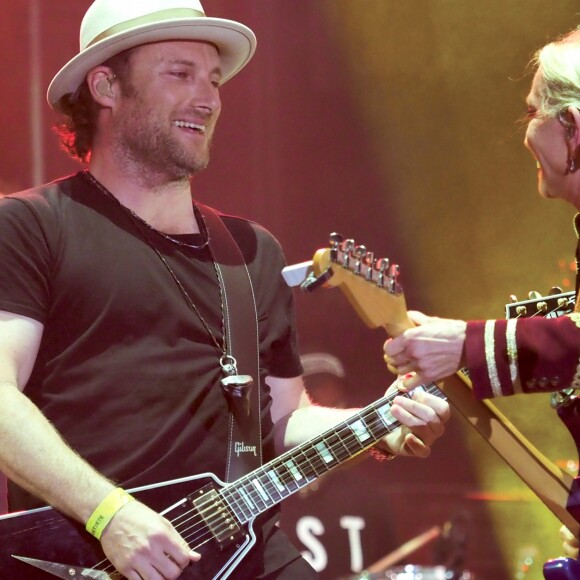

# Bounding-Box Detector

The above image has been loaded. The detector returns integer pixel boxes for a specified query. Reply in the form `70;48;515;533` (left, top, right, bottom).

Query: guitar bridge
190;485;245;549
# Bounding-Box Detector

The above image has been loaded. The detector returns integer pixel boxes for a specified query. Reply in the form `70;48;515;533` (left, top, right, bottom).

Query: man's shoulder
2;173;85;209
221;212;278;243
202;207;284;258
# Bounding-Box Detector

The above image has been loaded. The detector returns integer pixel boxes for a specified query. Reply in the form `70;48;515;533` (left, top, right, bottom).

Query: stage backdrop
1;1;579;578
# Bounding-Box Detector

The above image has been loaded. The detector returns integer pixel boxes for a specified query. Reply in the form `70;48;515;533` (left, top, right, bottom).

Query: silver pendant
220;355;254;415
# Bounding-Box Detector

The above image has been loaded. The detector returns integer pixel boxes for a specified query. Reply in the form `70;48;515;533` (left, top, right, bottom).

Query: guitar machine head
282;234;410;333
505;287;576;320
282;233;402;295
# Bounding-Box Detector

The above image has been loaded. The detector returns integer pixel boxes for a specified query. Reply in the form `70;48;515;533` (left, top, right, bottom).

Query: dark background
2;2;580;578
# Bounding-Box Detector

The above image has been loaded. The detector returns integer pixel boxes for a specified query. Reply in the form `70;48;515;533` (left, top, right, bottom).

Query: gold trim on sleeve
506;318;522;393
484;320;502;397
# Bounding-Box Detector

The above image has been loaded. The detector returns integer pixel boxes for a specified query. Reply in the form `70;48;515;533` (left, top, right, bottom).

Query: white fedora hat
47;0;257;110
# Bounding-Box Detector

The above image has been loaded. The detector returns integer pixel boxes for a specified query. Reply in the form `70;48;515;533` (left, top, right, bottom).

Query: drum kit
347;515;473;579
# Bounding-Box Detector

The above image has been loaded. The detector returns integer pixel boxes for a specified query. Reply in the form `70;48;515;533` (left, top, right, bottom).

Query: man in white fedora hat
0;1;449;578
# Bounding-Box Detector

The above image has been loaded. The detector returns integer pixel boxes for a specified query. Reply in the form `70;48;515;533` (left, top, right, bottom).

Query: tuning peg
342;239;355;254
329;233;343;247
375;258;390;272
387;263;401;293
549;286;563;295
364;252;375;280
509;294;518;303
341;239;355;267
353;245;367;275
528;290;542;300
558;297;571;309
516;306;527;317
375;258;390;288
329;233;343;262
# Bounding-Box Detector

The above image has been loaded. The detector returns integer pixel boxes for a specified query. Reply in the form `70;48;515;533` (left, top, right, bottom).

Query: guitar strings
95;384;443;576
219;384;444;523
95;384;443;575
93;383;443;576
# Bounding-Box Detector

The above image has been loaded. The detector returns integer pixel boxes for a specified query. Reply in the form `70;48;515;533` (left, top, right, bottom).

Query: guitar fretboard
220;383;445;523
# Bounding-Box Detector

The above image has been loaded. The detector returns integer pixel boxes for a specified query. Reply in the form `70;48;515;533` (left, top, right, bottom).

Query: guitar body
543;557;580;580
0;473;255;579
0;368;441;579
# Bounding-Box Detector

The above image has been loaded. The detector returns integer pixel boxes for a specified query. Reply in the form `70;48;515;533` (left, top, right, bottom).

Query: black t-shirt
279;459;398;579
0;172;304;575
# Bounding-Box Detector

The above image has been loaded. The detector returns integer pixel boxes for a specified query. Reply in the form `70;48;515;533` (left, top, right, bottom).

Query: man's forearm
274;404;365;453
0;383;114;522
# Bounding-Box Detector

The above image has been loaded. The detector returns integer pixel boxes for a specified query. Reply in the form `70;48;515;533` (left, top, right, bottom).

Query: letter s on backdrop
296;516;327;572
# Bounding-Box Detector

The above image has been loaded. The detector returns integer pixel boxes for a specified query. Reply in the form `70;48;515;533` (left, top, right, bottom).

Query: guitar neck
222;383;445;523
305;237;580;535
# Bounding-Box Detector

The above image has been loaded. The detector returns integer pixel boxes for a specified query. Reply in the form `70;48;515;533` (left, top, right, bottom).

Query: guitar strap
198;204;263;482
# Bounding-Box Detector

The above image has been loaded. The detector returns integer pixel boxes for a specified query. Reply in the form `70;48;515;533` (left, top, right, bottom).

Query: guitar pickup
191;486;245;549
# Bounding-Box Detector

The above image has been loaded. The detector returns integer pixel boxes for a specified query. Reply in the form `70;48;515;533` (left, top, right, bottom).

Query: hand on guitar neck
383;310;467;390
301;234;468;390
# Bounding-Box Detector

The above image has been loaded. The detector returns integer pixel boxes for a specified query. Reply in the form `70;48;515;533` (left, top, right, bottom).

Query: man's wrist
86;487;135;540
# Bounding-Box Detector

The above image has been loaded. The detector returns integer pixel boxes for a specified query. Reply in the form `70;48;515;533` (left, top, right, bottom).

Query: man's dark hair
54;49;135;163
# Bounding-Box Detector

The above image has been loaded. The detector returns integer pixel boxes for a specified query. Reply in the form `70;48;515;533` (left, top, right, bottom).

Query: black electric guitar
292;234;580;580
0;384;444;578
505;289;578;580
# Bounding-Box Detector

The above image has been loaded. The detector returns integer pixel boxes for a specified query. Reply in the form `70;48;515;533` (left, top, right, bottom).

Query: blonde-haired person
384;27;580;561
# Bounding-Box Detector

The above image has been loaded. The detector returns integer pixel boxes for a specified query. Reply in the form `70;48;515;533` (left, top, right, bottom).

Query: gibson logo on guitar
234;441;257;457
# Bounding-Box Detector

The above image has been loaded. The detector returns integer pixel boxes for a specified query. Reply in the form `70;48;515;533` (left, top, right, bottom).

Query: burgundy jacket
465;215;580;400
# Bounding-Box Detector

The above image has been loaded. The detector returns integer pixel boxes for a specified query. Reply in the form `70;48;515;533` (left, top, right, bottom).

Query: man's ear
565;106;580;149
86;67;117;105
565;106;580;172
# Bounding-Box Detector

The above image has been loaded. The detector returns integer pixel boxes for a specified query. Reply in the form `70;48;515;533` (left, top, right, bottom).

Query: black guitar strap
197;204;262;482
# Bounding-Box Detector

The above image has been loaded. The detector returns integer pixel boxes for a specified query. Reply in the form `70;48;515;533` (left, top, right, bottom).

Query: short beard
119;125;212;180
113;81;212;181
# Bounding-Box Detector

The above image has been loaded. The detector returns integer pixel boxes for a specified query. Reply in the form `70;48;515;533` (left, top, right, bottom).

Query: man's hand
380;381;450;458
100;500;200;579
383;310;467;389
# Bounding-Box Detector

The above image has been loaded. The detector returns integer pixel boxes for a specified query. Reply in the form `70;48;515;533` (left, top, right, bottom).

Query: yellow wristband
86;488;134;540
